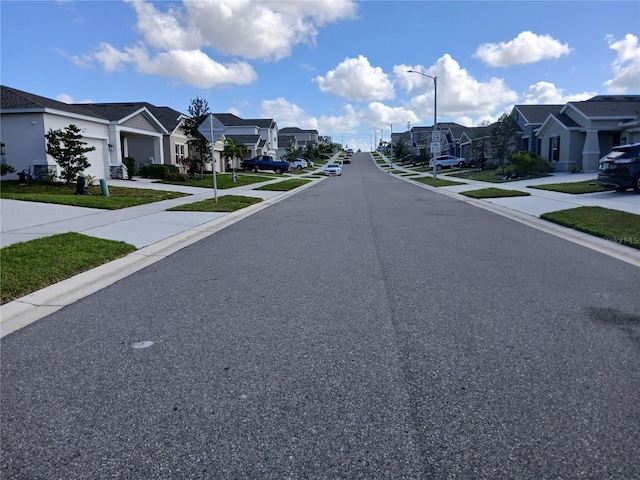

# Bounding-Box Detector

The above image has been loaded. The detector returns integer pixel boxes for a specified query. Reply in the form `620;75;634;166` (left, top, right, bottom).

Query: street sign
197;114;226;143
197;114;227;203
431;131;441;143
430;142;441;153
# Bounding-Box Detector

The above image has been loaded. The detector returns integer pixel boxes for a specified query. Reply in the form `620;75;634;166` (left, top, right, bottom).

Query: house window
174;144;185;164
549;136;560;162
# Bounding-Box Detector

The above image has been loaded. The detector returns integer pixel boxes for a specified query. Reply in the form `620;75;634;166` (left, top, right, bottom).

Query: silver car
324;163;342;176
429;154;468;170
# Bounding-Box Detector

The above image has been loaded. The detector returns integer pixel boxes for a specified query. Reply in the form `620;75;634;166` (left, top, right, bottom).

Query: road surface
2;153;639;479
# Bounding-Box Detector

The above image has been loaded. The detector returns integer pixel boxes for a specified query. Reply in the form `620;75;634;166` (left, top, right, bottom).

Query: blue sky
2;0;639;152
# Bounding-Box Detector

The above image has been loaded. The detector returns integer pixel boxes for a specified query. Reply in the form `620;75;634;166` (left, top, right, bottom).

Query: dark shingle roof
566;95;640;117
1;87;186;133
214;113;275;128
225;134;260;145
74;102;186;133
279;127;318;134
513;104;563;124
1;85;107;119
551;113;581;129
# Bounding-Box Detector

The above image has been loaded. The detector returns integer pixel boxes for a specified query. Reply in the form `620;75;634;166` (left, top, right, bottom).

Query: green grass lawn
1;232;136;304
460;188;531;199
167;195;263;212
160;173;275;189
448;169;552;183
541;206;640;249
253;178;312;191
0;181;188;209
528;179;611;194
412;177;465;187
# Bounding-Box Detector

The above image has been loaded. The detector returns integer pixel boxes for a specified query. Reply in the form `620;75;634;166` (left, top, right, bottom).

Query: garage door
83;141;108;180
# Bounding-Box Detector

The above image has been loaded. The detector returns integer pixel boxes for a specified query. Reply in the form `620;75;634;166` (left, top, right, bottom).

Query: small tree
45;124;95;184
180;97;211;178
489;113;519;174
472;121;491;170
1;163;16;176
222;138;249;170
123;156;137;180
393;139;411;159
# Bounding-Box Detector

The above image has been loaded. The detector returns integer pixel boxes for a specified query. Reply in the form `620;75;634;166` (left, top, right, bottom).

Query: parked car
241;155;289;174
597;142;640;193
324;163;342;176
289;158;312;170
399;154;421;165
429;155;469;170
343;153;352;164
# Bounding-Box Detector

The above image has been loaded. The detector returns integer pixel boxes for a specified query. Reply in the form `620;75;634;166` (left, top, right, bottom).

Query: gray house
537;95;640;171
510;104;563;156
213;113;278;162
0;86;205;180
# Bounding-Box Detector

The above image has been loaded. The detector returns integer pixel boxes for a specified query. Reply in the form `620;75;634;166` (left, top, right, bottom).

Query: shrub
510;151;552;176
570;163;582;173
123;157;137;179
139;164;169;179
166;172;190;182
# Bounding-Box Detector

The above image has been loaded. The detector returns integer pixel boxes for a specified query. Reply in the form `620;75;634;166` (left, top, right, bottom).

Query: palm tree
222;138;249;179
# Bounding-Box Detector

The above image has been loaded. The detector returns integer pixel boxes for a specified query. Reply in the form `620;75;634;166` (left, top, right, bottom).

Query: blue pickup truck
241;155;289;174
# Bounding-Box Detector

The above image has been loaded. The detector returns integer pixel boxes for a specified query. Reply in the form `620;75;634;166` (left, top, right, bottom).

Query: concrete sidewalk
0;176;311;249
385;160;639;217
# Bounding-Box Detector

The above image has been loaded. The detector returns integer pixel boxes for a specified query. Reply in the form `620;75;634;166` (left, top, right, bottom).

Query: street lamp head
407;69;435;81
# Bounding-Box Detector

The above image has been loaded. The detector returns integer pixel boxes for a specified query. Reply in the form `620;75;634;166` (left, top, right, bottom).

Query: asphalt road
2;153;639;479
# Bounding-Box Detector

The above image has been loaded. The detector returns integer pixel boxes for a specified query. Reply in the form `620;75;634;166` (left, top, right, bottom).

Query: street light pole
407;70;438;179
369;127;378;152
380;121;393;168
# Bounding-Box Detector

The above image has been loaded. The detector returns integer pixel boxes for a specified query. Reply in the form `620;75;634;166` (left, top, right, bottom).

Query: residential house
537;95;640;171
275;133;298;160
1;85;116;181
458;126;491;164
213;113;278;167
409;122;466;158
0;85;213;180
510;104;563;156
277;127;319;158
390;130;411;154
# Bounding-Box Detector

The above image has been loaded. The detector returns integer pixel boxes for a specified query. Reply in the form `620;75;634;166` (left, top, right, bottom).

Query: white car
429;155;469;170
289;158;312;170
324;163;342;176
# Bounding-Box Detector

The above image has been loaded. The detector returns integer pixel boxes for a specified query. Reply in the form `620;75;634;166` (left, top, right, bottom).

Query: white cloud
56;94;93;104
262;98;318;130
126;0;201;51
522;81;595;104
397;55;519;123
93;42;134;72
82;0;357;87
314;55;395;102
604;34;640;93
128;0;358;62
475;31;571;67
92;42;257;88
360;102;419;128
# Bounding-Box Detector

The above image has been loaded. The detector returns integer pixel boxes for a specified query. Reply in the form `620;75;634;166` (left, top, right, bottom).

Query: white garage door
83;141;108;180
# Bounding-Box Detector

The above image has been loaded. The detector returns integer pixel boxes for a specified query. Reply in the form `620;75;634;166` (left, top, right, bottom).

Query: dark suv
597;143;640;193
